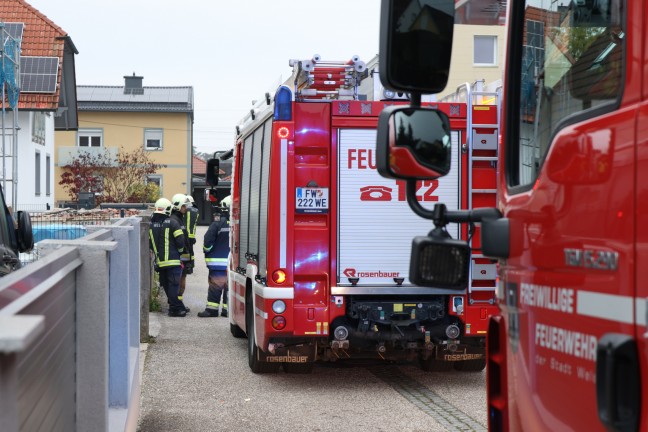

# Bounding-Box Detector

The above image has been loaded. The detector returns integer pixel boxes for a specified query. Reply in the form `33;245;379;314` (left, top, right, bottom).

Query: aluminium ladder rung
472;123;498;128
470;286;497;292
473;156;498;162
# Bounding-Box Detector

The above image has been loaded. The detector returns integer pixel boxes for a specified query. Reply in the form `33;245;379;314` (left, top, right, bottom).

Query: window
510;0;624;189
474;35;497;66
46;154;51;196
32;112;46;145
78;129;103;147
35;151;41;196
147;175;163;192
144;129;163;150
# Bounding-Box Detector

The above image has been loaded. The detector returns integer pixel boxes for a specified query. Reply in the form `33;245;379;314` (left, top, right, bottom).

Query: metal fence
17;206;146;265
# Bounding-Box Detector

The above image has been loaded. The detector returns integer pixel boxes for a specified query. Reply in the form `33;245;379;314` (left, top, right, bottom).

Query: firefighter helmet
171;193;189;211
220;195;232;209
186;194;195;206
154;198;173;215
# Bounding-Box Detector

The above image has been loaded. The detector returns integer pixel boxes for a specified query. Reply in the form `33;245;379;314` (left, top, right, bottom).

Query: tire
453;359;487;372
283;362;314;374
419;357;454;372
16;211;34;252
230;322;246;338
246;299;280;374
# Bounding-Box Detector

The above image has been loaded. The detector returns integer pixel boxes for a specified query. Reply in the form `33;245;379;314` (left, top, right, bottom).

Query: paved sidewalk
138;225;235;431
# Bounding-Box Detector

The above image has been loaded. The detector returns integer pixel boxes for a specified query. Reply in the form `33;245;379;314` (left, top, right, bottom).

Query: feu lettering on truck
348;148;377;169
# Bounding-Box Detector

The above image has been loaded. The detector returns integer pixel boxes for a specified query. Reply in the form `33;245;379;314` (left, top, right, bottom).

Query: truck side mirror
206;158;220;187
376;105;452;180
379;0;455;93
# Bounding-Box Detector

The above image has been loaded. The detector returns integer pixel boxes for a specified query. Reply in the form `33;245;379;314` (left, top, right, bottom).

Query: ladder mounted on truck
442;80;501;304
289;54;367;101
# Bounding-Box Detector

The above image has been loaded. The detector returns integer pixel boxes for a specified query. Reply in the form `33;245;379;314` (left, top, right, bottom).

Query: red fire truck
376;0;642;431
216;54;500;374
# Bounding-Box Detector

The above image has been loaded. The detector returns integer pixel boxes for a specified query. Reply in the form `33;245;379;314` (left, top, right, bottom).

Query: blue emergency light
273;85;292;121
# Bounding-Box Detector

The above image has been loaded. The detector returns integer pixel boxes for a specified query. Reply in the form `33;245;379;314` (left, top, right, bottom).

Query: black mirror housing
376;105;452;180
379;0;455;93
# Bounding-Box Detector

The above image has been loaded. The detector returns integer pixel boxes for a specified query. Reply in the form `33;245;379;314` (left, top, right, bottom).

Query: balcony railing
57;146;119;166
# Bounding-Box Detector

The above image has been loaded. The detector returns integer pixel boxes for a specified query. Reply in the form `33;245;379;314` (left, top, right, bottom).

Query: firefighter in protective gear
197;195;230;317
149;198;187;317
184;194;199;263
171;193;192;312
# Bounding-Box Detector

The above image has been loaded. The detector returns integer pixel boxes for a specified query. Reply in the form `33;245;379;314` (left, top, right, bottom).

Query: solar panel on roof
20;56;59;93
3;23;24;40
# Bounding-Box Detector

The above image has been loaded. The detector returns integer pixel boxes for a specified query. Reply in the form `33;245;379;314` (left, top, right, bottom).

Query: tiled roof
192;155;206;175
77;86;193;113
0;0;69;110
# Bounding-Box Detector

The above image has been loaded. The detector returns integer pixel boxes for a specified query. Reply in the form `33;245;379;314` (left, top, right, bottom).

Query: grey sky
26;0;381;154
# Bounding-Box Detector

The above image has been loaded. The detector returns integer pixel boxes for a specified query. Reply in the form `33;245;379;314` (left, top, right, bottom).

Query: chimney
124;72;144;94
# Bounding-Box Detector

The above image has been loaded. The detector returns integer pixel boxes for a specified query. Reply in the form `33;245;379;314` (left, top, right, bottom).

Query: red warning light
277;127;290;139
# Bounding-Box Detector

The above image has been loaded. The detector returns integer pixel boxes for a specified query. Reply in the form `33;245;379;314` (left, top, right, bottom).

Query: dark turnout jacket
203;215;229;271
149;213;185;268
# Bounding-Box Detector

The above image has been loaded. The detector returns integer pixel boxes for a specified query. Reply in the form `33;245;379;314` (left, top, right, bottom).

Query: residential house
439;23;506;100
359;22;505;104
0;0;78;211
55;75;193;204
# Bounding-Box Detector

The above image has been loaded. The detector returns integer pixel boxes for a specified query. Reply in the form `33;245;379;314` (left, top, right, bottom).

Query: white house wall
0;111;55;211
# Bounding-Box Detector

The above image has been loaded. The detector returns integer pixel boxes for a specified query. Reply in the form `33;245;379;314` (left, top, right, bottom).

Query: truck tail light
272;269;287;284
272;316;286;330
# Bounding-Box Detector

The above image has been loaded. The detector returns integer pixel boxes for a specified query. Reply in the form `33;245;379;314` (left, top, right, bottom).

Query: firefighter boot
220;306;228;318
168;309;187;317
197;308;219;318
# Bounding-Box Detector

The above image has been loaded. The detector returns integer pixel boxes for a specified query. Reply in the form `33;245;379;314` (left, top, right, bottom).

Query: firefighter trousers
159;266;186;313
206;269;228;311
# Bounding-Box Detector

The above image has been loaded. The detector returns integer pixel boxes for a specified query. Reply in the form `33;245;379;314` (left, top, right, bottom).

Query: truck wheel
283;362;314;374
453;359;487;372
230;322;246;338
246;301;280;374
419;357;453;372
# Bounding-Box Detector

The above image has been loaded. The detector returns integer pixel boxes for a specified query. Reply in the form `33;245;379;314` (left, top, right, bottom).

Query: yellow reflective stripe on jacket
164;228;169;262
157;260;181;267
173;229;183;238
203;245;213;253
186;214;197;239
205;258;227;264
149;230;159;259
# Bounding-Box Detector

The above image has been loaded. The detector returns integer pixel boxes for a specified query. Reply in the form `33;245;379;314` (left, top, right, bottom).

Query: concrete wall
0;216;147;432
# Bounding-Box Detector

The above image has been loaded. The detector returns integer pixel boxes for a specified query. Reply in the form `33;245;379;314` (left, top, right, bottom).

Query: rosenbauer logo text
343;268;400;278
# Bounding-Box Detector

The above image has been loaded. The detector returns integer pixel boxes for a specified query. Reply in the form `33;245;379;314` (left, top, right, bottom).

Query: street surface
138;226;488;432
